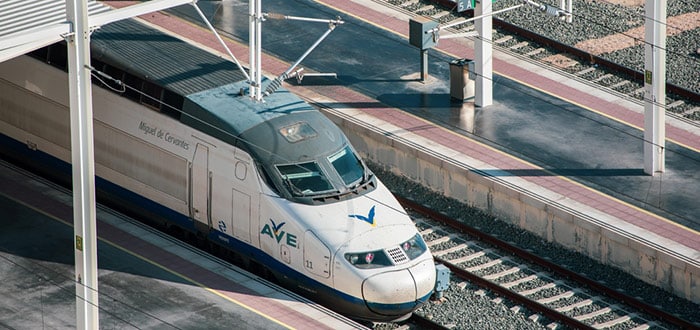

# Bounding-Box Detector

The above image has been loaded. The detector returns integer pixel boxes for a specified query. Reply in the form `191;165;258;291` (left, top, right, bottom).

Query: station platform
0;161;365;329
100;0;700;304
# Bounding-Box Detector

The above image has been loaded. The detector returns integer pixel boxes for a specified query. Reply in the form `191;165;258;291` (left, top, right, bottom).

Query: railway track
374;0;700;123
397;196;698;330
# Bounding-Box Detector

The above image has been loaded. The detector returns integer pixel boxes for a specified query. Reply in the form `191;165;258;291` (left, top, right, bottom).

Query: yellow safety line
0;191;295;330
312;0;700;235
100;239;297;330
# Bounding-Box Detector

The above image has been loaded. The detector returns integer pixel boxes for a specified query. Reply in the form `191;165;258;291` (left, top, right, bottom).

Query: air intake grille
386;247;408;264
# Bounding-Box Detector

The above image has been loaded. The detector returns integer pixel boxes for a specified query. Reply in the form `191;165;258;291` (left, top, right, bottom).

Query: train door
232;188;250;243
231;152;259;247
190;143;210;227
303;231;331;278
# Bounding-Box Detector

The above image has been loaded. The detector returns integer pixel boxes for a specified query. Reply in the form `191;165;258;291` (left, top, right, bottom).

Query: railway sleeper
592;314;633;329
425;233;454;247
449;250;487;264
501;273;538;289
431;242;469;257
536;290;575;305
573;306;612;321
464;257;507;272
609;80;630;89
482;265;522;280
525;48;545;57
509;41;530;50
494;35;513;44
399;0;420;8
555;298;593;313
575;67;596;76
591;73;613;83
517;281;557;296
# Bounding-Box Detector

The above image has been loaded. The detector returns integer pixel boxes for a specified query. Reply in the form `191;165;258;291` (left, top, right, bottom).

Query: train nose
362;259;436;316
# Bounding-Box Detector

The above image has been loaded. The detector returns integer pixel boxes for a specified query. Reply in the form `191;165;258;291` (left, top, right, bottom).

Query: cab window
276;161;333;196
328;146;364;186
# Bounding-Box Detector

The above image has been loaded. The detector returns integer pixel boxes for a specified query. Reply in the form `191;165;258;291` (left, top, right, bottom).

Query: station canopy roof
0;0;193;63
0;0;110;62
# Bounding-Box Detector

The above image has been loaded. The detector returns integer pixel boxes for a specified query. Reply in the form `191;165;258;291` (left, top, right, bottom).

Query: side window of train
234;160;247;181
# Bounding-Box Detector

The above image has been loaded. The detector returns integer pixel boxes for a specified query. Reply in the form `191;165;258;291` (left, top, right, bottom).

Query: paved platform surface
0;161;365;329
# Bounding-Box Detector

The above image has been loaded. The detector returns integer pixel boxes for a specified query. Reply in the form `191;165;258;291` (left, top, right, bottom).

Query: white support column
474;0;493;107
249;0;263;101
249;0;257;99
643;0;666;175
255;0;262;101
65;0;99;329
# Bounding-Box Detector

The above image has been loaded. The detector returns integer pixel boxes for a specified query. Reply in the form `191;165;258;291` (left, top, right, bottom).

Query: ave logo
261;219;297;248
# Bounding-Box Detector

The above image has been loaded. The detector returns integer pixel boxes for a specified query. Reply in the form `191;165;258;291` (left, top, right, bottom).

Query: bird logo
270;219;286;234
349;205;377;226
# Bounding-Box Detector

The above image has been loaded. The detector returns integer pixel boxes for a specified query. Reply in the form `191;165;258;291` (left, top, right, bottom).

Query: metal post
474;0;493;107
420;49;428;82
255;0;262;101
249;0;261;100
65;0;99;328
643;0;666;175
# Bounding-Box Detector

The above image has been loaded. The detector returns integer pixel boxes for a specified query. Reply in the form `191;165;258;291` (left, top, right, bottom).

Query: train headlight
400;234;428;260
344;250;392;269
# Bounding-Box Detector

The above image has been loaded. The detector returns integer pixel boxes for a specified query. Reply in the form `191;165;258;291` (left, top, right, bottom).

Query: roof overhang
0;0;195;63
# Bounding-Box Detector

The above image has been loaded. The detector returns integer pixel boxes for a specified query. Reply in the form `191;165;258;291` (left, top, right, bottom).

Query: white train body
0;19;435;321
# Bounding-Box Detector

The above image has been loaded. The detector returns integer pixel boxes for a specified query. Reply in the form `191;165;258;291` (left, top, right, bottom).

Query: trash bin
449;59;475;101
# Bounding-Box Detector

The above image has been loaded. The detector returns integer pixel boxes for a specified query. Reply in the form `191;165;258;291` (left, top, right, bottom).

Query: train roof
90;18;335;152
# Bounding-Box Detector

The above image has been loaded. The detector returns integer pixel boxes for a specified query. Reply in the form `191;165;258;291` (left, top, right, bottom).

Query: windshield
276;161;333;196
328;146;364;186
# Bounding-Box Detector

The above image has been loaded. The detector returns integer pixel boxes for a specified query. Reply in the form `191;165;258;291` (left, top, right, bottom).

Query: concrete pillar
643;0;666;175
474;0;493;107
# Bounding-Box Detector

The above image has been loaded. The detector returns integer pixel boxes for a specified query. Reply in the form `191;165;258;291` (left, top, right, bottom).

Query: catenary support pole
249;0;263;101
65;0;99;328
474;0;493;107
421;49;428;82
643;0;666;175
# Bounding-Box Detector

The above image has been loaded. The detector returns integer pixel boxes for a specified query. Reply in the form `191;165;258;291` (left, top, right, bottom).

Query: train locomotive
0;16;436;322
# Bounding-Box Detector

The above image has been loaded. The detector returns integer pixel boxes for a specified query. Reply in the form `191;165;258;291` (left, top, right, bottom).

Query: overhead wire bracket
523;0;572;22
262;14;344;96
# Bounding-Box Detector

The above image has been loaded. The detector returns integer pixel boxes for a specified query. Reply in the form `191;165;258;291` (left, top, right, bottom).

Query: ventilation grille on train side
386;247;408;264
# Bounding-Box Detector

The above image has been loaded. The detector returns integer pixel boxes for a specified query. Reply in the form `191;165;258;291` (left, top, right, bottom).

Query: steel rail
398;195;699;330
409;313;451;329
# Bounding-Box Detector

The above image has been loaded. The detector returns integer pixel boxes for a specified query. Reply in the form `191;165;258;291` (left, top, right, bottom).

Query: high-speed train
0;17;436;321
